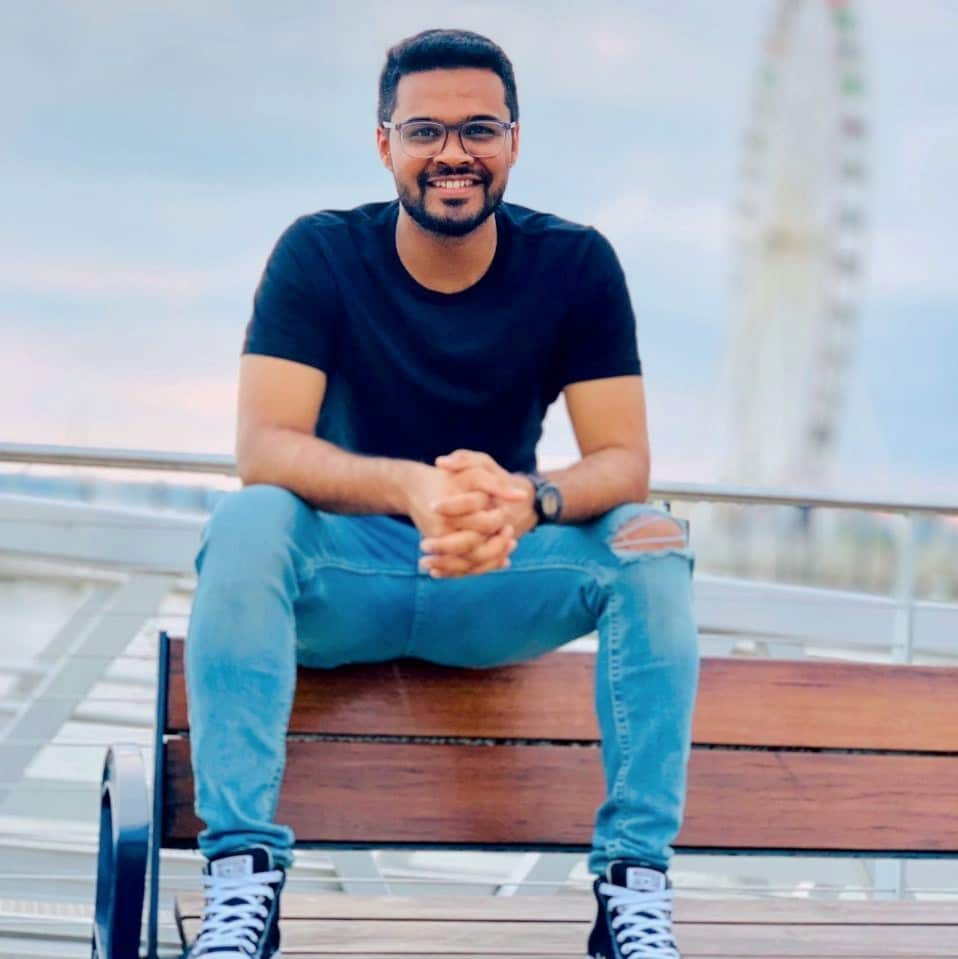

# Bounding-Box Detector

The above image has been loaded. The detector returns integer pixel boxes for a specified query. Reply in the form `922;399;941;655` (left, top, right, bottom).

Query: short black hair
378;28;519;124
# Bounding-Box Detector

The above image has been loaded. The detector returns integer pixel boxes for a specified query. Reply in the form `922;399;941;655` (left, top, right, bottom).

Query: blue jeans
185;484;700;875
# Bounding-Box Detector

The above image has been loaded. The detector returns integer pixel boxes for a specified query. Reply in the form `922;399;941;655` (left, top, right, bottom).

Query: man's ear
509;121;520;168
376;126;393;171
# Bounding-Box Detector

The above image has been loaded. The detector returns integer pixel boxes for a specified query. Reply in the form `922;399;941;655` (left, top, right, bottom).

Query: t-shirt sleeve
242;216;337;372
555;229;642;387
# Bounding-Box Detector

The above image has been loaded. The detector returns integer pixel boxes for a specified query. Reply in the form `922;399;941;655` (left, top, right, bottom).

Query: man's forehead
393;67;509;120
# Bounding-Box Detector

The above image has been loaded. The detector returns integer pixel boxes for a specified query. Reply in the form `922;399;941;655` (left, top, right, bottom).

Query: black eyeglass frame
381;119;517;158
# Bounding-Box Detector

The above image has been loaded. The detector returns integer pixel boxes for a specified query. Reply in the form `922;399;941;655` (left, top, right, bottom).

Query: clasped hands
406;449;538;579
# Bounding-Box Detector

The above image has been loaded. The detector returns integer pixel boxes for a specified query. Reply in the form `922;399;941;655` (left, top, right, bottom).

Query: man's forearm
541;447;649;524
238;426;426;515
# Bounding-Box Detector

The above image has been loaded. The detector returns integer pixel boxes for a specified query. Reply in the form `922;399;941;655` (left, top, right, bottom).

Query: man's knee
609;512;687;557
206;484;306;538
197;484;311;573
599;506;698;663
597;505;689;560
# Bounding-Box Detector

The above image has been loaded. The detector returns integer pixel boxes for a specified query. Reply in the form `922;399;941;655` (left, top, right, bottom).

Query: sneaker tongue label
211;854;254;878
625;866;665;892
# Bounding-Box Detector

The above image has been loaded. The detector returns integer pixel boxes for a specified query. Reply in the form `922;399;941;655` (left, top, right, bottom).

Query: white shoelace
193;869;284;956
597;881;680;958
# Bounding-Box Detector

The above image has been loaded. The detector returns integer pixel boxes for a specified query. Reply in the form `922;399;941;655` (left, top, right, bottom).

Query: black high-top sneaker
180;845;285;958
586;860;681;958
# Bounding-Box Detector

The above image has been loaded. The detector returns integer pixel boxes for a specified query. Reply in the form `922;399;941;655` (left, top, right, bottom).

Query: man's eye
407;126;441;140
463;123;498;138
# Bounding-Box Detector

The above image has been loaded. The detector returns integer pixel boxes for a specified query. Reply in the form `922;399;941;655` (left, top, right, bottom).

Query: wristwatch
526;473;563;525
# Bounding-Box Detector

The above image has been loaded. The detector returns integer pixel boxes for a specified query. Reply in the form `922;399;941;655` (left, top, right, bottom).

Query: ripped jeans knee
591;503;692;565
609;512;688;558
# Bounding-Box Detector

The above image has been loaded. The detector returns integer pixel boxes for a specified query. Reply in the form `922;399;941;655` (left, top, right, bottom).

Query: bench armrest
92;744;150;959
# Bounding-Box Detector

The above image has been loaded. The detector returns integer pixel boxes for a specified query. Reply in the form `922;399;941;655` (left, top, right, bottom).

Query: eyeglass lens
400;121;507;158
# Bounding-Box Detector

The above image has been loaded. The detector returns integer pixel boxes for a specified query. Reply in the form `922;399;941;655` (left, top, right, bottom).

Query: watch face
541;487;560;520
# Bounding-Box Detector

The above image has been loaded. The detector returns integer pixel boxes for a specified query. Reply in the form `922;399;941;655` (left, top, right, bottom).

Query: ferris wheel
721;0;869;491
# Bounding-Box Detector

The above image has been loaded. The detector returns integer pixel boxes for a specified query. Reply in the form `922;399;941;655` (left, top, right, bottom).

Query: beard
397;171;505;238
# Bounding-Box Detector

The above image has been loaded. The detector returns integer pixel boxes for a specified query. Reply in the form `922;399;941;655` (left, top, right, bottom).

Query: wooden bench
92;630;958;958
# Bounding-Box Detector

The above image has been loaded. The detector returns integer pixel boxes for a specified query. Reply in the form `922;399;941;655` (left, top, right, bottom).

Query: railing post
892;511;920;664
867;858;907;901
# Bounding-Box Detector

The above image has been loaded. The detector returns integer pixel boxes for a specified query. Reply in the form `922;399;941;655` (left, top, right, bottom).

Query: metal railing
0;442;236;477
3;441;958;516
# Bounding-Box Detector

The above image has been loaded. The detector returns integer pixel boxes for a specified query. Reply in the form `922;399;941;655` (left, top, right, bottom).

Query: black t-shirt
242;199;641;477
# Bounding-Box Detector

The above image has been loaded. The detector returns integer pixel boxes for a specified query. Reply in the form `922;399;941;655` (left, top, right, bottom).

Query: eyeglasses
382;119;516;159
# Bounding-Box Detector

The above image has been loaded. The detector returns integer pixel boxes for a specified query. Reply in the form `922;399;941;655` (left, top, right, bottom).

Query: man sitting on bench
183;27;700;959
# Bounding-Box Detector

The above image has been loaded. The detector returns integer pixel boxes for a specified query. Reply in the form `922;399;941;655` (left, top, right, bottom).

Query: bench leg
92;745;150;959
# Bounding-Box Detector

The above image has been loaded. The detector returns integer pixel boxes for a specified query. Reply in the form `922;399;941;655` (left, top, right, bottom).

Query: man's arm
236;354;422;515
236;355;527;541
543;374;650;522
431;373;650;560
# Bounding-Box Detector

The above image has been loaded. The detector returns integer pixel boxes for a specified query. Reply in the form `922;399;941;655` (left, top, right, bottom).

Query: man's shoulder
499;203;618;283
266;202;395;277
499;202;601;244
287;200;395;240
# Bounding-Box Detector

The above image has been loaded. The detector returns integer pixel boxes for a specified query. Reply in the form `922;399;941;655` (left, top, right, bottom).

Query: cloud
136;375;237;419
864;107;958;301
592;187;727;258
0;330;238;450
867;224;958;301
0;251;223;298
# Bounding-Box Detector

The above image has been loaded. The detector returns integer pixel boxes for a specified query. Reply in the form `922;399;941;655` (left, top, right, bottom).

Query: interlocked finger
420;528;485;556
467;525;515;566
457;467;528;502
424;526;517;578
424;553;475;577
433;490;492;517
445;506;507;536
468;554;512;576
437;450;499;473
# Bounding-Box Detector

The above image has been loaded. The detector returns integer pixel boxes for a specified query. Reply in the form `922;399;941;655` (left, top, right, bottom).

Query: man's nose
433;128;474;166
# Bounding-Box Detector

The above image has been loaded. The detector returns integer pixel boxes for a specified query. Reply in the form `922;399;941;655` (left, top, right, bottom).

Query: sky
1;0;956;503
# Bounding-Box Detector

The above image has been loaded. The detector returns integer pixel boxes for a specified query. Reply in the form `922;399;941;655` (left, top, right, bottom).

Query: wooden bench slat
175;915;958;956
166;639;958;752
163;739;958;852
694;658;958;752
175;891;958;925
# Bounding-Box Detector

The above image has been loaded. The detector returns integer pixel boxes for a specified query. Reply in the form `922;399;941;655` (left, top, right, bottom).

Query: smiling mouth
427;177;484;192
